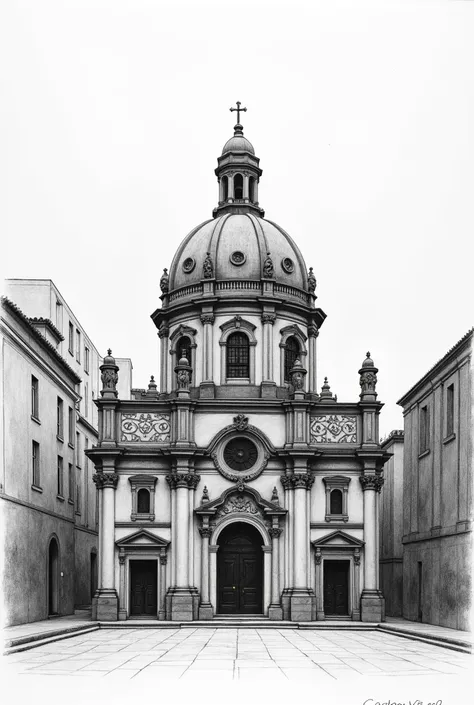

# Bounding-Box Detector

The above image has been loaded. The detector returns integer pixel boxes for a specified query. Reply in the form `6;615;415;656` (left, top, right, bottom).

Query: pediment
195;484;286;517
312;530;364;548
116;529;169;549
169;324;197;342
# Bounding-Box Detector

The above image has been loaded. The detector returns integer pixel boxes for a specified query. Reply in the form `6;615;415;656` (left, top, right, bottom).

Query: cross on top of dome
230;101;247;128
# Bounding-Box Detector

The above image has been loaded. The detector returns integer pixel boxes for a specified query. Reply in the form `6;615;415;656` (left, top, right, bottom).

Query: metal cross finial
230;101;247;123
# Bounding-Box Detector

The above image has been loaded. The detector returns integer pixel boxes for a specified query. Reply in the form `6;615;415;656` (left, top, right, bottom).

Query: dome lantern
213;102;264;218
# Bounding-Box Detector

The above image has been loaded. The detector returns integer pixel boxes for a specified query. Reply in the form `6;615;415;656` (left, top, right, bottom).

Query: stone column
289;472;315;622
176;479;189;587
228;173;235;200
118;552;126;620
261;313;276;398
209;545;218;613
307;325;318;395
92;470;119;621
159;553;167;620
263;546;272;615
359;474;385;622
268;527;283;620
200;313;215;398
280;475;292;620
352;549;361;621
158;323;170;395
198;526;213;619
243;174;249;201
315;549;324;620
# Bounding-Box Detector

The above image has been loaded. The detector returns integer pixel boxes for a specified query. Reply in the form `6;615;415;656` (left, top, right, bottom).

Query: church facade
88;111;388;623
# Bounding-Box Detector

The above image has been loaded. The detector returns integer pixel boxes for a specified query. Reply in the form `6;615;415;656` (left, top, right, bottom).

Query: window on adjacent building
32;441;40;487
330;489;343;515
84;383;88;418
284;336;300;382
76;329;81;363
446;384;454;437
76;468;81;513
57;456;63;496
68;463;74;501
226;332;250;378
68;322;74;354
419;404;430;454
31;376;39;419
57;397;64;439
76;432;81;467
84;346;90;374
68;407;74;445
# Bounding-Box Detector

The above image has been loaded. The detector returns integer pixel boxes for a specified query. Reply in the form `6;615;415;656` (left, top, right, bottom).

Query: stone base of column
118;608;127;621
158;609;166;621
281;589;291;620
268;604;283;620
191;587;200;620
94;589;119;621
360;590;385;622
289;589;315;622
199;382;215;399
198;603;214;620
168;587;195;621
260;381;277;399
316;609;325;621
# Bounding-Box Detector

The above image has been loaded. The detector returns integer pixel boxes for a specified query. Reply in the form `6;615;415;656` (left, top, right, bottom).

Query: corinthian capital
93;472;119;490
291;473;314;490
359;474;384;492
166;472;200;490
200;314;215;325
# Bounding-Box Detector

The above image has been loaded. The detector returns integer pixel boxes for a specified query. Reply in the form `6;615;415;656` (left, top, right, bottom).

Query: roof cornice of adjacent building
397;327;473;407
1;296;82;385
28;316;65;342
380;429;404;448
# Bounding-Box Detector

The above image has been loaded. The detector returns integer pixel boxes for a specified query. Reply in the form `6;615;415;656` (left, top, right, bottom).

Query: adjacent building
87;113;389;624
397;329;472;631
0;279;132;626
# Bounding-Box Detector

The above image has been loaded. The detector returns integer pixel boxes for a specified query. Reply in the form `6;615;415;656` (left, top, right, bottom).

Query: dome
361;352;375;368
222;134;255;155
168;213;308;292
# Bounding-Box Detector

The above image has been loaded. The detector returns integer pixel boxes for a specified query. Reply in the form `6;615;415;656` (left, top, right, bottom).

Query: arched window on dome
234;173;243;200
330;489;343;515
249;177;256;203
137;488;150;514
284;336;300;382
226;332;250;379
222;175;228;202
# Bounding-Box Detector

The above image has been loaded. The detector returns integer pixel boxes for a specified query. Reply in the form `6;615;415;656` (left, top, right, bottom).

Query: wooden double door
130;560;157;616
217;523;263;614
323;560;349;616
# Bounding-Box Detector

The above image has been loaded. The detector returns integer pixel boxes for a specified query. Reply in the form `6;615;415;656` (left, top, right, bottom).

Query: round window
230;251;246;266
281;257;295;273
223;437;258;471
182;257;196;273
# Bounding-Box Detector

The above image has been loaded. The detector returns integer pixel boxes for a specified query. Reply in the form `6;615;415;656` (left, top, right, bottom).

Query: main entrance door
217;523;263;614
324;560;349;615
130;560;157;616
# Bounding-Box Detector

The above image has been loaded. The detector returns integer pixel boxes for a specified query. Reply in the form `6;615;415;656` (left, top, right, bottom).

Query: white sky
2;0;473;438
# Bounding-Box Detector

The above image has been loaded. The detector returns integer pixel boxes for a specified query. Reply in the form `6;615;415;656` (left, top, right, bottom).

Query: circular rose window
230;251;246;266
182;257;196;273
223;438;258;471
281;257;295;273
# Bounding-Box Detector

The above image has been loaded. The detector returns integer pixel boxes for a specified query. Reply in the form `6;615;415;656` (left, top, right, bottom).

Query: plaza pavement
1;626;472;681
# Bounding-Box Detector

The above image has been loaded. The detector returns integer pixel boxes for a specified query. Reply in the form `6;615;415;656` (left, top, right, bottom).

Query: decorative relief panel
121;413;171;443
310;415;357;444
217;494;263;519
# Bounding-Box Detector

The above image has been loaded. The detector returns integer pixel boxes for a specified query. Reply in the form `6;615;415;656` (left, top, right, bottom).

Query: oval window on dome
182;257;196;274
281;257;295;274
230;251;246;266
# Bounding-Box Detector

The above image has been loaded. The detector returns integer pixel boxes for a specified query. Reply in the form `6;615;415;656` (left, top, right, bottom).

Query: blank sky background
2;0;473;438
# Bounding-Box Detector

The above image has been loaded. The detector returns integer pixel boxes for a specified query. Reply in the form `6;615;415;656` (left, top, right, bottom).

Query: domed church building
87;106;389;623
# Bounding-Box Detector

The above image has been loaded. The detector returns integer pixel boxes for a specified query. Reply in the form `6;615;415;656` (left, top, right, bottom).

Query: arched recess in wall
234;173;244;200
90;549;98;601
279;324;307;387
47;535;60;616
219;317;257;385
169;324;197;389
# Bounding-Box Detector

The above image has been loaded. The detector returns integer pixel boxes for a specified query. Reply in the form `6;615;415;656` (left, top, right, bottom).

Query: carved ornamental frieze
310;415;357;443
121;413;171;443
217;494;263;519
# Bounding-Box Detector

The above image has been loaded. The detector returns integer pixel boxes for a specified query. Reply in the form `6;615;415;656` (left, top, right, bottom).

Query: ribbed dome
222;135;255;155
168;213;307;292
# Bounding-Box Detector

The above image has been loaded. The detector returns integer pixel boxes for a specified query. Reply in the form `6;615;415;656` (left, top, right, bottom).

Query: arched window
234;173;243;199
176;336;191;364
284;336;300;382
137;488;150;514
222;175;228;201
330;489;343;515
249;177;256;202
226;332;250;378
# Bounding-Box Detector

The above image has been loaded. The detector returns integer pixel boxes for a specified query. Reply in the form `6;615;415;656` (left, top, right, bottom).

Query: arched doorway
217;522;263;614
48;538;59;616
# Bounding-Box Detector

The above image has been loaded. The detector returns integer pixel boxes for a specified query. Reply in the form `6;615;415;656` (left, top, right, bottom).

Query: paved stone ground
1;628;472;681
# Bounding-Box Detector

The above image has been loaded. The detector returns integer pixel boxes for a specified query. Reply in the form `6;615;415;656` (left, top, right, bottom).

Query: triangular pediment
195;484;286;516
116;529;169;549
312;530;364;548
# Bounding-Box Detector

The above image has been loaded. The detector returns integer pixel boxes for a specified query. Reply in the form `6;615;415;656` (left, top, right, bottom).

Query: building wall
399;330;472;630
379;432;404;617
